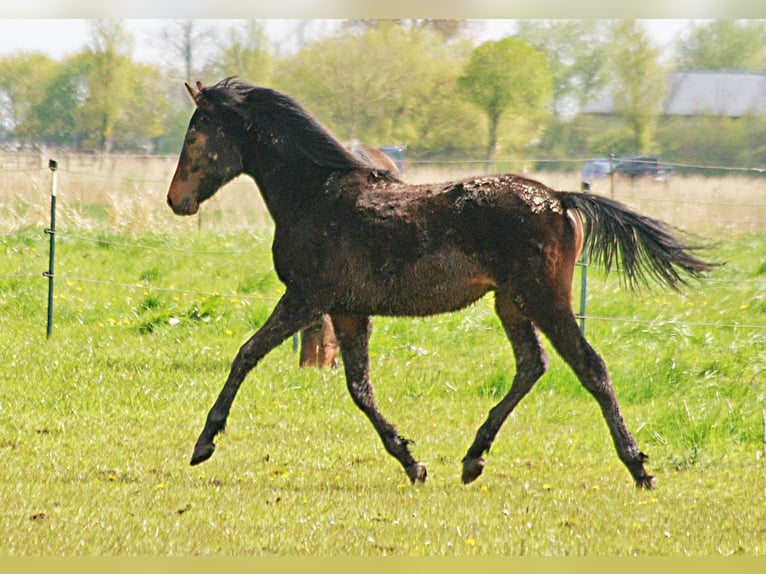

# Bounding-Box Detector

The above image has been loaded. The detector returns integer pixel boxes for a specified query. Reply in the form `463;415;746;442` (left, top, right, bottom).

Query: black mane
198;78;368;172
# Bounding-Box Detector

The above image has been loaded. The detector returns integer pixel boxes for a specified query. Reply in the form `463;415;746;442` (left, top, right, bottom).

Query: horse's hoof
406;462;427;485
636;475;657;489
190;441;215;466
461;456;485;484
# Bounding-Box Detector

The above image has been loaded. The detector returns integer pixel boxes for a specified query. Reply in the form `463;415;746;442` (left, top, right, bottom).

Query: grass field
0;156;765;555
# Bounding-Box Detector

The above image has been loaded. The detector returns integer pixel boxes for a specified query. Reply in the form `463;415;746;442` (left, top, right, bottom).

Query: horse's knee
234;342;262;373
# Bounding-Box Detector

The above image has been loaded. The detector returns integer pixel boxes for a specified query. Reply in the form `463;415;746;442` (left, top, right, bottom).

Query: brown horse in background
167;79;716;487
299;141;402;368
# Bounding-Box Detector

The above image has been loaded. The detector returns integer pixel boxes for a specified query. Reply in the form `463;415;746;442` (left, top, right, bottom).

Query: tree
275;22;478;155
343;19;471;41
161;20;216;83
109;62;170;152
19;27;171;153
26;53;92;148
80;21;135;152
517;20;611;117
207;21;272;84
607;20;666;154
677;20;766;70
458;37;552;163
275;23;422;141
0;52;56;143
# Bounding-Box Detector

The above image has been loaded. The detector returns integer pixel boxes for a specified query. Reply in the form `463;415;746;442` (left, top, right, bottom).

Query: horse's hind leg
462;293;549;484
534;305;655;489
299;314;339;368
331;314;427;484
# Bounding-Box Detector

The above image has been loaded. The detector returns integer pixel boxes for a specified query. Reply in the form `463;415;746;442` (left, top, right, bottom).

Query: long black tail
558;191;718;290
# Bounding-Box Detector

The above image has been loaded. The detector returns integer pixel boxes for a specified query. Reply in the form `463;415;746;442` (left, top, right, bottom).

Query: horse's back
308;171;578;316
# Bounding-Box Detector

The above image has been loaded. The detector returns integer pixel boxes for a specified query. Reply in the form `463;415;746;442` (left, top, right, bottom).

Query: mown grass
1;224;764;556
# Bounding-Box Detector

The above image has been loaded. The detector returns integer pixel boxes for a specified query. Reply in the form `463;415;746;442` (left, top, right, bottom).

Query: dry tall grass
0;152;270;235
1;152;763;236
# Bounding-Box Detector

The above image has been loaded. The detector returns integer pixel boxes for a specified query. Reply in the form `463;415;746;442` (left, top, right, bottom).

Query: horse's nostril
166;196;173;208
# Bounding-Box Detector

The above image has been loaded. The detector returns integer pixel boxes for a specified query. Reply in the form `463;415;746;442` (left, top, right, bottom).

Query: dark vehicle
377;145;407;173
581;159;611;180
613;156;674;180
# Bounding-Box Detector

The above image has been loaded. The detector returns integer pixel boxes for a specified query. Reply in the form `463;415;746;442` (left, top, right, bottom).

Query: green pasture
0;227;764;555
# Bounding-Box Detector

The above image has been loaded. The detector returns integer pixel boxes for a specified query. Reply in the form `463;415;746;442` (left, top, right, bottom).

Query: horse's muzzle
166;193;199;216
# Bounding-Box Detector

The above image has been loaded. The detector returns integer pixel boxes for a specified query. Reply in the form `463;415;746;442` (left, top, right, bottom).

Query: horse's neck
245;154;342;222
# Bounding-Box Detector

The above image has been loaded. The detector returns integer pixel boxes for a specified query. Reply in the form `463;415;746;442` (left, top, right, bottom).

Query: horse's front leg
190;292;316;465
331;314;427;484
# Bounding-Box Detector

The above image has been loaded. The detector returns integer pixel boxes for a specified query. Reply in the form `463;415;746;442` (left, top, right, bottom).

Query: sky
0;19;699;65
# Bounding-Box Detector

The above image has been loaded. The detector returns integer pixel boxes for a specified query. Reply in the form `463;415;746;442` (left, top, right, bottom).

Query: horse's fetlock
636;474;657;489
461;456;485;485
406;462;427;485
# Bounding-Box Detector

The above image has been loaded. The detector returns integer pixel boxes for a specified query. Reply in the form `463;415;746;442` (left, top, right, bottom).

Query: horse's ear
185;82;200;106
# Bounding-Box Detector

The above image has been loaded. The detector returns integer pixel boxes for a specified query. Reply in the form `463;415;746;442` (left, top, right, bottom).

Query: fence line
46;229;766;291
352;156;766;174
4;152;766;180
3;268;764;332
6;265;763;290
49;273;283;303
4;162;763;220
55;231;262;256
59;169;169;185
575;314;766;331
610;192;766;209
1;154;764;338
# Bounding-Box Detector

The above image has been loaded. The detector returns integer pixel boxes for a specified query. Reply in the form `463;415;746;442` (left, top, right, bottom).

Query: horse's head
166;81;245;216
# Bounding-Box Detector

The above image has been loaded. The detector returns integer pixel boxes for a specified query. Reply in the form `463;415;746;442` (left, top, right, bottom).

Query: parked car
581;156;674;181
581;159;612;180
613;156;674;180
377;145;407;173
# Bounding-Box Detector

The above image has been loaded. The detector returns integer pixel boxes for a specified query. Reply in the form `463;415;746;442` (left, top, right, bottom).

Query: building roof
584;71;766;117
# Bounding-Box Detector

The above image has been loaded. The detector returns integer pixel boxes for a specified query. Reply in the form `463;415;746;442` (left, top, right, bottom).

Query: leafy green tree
656;113;766;171
0;53;56;143
275;22;478;155
21;24;170;153
677;20;766;70
343;19;471;41
207;21;272;84
517;20;611;117
25;53;92;148
458;37;552;162
109;62;170;152
607;20;666;154
79;21;135;151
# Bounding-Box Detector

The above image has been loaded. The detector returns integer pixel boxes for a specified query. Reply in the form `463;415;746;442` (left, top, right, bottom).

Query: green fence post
44;159;58;339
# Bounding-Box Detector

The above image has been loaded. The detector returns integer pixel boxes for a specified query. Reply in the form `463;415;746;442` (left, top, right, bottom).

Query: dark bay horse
166;79;715;488
298;141;402;368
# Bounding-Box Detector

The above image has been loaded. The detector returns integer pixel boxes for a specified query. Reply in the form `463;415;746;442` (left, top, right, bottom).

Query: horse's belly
383;278;493;316
339;251;496;316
